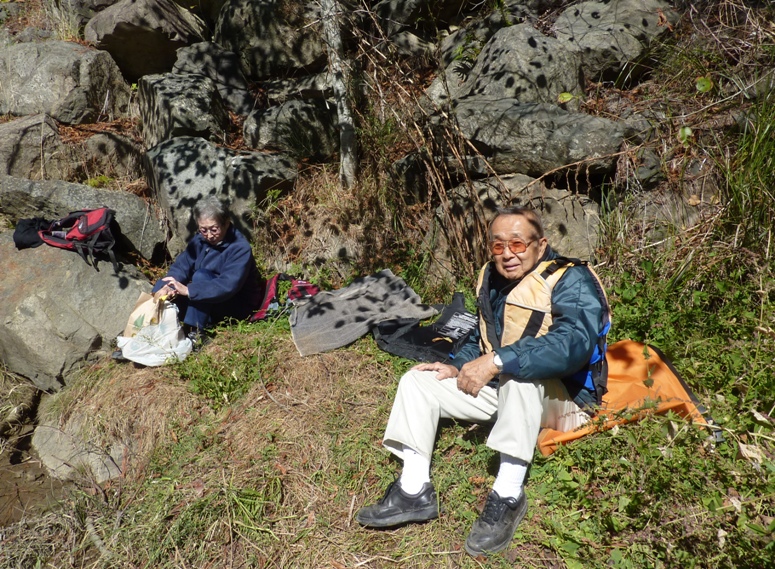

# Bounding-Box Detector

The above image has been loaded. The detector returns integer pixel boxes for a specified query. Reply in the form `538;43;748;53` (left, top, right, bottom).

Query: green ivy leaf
557;92;575;104
677;126;693;144
696;76;713;93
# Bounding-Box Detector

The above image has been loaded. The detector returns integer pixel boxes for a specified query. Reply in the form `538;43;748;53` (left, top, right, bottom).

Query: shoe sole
356;506;439;528
464;497;528;557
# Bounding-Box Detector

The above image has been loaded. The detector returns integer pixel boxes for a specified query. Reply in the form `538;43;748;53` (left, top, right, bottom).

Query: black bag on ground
373;292;478;363
13;217;51;249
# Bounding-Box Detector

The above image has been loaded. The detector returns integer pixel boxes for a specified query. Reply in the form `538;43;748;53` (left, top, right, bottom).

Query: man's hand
456;353;500;397
412;361;459;380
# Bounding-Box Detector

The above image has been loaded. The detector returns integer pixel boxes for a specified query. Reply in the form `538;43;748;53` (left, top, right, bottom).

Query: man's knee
396;369;448;399
498;377;544;404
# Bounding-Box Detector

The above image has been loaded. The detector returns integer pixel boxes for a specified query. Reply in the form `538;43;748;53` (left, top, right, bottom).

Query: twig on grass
347;493;356;527
85;516;113;562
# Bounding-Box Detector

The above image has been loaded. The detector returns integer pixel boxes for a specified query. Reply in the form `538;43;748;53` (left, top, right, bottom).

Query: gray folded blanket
290;269;438;356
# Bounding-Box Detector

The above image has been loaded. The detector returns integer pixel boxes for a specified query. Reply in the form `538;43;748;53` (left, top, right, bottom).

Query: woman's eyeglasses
199;225;221;236
489;238;533;255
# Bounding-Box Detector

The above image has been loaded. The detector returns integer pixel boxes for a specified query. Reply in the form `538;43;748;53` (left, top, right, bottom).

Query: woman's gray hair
194;196;230;227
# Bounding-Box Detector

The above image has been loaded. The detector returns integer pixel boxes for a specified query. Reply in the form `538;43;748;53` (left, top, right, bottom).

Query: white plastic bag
116;301;193;366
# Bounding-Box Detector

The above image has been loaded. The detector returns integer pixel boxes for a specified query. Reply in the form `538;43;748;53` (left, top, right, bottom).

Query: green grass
725;96;775;248
176;315;291;410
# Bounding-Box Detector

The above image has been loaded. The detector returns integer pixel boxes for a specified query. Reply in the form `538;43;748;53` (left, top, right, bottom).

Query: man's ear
538;237;548;256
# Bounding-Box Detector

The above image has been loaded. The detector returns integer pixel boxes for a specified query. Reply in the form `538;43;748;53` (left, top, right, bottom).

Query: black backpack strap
72;240;93;267
75;228;120;273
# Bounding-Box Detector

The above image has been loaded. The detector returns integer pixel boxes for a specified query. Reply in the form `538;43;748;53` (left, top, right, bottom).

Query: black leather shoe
355;480;439;528
186;329;211;352
464;490;528;557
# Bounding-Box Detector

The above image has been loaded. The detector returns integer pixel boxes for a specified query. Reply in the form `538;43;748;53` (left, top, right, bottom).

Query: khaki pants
383;369;588;464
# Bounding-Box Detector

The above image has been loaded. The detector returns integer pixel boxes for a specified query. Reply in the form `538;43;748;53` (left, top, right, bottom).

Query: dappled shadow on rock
144;136;297;256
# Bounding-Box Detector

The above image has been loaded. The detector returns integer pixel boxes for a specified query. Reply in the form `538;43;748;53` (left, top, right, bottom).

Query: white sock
492;454;528;500
399;445;431;495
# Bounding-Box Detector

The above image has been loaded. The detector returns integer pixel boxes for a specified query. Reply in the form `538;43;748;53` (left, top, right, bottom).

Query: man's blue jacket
451;247;606;403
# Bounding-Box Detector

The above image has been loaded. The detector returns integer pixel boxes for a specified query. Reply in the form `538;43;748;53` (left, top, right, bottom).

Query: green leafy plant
677;125;693;145
85;174;114;189
176;317;289;409
696;75;714;93
557;92;578;105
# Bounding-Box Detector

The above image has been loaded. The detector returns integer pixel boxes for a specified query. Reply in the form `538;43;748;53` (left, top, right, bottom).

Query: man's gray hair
491;206;545;239
194;196;230;226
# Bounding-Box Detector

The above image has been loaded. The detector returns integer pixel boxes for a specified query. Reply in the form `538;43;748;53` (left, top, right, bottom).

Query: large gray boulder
428;23;583;109
555;0;680;82
31;366;200;483
214;0;326;81
0;41;130;124
390;151;490;204
144;136;297;256
456;174;600;258
53;0;120;27
0;231;151;392
84;0;208;82
0;115;69;180
0;176;166;261
244;99;338;161
33;411;125;483
138;73;230;149
444;99;629;176
173;42;256;116
74;132;144;182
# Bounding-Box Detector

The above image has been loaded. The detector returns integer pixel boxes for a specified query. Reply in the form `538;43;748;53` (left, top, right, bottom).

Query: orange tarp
537;340;708;456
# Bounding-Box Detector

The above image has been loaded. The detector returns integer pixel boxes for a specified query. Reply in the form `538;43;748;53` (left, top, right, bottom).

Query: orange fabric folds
537;340;708;456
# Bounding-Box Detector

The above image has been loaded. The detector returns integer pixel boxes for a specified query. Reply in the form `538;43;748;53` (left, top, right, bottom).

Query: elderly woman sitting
151;196;264;345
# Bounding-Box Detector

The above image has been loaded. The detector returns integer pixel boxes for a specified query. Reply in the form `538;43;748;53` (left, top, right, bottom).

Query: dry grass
0;368;38;433
39;364;203;481
1;330;504;568
254;164;424;288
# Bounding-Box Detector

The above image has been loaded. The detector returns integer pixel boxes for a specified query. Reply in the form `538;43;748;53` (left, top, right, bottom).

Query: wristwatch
493;353;504;372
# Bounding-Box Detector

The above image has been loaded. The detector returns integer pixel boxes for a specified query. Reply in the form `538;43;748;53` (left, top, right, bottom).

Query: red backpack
250;273;320;321
38;207;119;272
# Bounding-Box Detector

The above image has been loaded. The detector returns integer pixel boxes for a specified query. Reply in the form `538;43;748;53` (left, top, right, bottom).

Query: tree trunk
320;0;358;189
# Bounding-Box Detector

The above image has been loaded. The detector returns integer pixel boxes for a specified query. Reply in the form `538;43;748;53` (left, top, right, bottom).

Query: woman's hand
158;277;189;298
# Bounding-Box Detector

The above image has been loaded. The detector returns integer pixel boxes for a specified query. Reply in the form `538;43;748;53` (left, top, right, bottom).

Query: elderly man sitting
356;206;609;557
